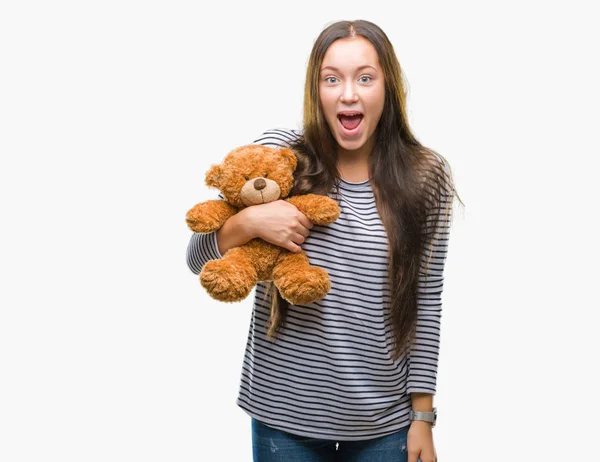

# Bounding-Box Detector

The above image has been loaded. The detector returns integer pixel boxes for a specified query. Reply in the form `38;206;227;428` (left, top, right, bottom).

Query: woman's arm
186;231;222;275
410;392;434;412
406;168;453;395
185;195;257;275
214;208;256;256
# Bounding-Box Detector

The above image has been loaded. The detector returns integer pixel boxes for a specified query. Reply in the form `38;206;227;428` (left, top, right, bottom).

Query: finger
407;451;420;462
291;233;306;246
286;242;302;253
297;213;313;230
296;225;310;239
418;450;435;462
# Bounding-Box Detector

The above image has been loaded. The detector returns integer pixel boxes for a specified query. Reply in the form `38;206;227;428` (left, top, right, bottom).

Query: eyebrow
320;65;378;73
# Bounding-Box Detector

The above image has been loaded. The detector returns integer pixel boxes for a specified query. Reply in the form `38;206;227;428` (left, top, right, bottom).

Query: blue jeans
251;418;415;461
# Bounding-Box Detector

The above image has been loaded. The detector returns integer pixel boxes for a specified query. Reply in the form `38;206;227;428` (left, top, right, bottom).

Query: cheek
319;89;337;116
365;85;385;105
365;89;385;118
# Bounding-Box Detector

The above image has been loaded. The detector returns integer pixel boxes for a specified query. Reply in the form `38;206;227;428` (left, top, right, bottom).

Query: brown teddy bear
186;144;341;305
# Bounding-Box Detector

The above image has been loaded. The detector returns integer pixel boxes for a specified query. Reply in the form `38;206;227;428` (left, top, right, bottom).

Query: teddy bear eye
264;173;268;178
244;175;250;180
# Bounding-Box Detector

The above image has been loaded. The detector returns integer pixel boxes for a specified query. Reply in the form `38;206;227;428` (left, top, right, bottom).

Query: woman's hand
407;421;437;462
243;200;313;253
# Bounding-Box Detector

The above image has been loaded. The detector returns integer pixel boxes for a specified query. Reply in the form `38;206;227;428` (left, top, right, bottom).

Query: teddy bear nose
253;178;267;191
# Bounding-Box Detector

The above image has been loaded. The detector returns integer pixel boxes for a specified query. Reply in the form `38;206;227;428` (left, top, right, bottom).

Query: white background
1;1;598;461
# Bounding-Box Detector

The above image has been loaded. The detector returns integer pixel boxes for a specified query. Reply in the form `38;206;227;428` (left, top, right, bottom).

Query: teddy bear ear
205;164;222;188
278;148;297;171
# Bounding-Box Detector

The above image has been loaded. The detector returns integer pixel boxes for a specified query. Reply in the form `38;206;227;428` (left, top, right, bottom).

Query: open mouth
337;111;364;135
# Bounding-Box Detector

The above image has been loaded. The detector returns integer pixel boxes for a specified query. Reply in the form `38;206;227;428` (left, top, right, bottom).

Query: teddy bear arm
285;194;340;225
186;200;239;233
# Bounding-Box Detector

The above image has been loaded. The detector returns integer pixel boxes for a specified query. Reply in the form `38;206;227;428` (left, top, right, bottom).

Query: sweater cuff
211;230;223;260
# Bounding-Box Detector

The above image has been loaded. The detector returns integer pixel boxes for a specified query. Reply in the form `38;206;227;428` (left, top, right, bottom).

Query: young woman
187;19;459;462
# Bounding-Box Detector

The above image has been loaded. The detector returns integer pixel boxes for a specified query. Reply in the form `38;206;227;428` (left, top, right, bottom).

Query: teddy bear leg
272;251;331;305
200;247;258;302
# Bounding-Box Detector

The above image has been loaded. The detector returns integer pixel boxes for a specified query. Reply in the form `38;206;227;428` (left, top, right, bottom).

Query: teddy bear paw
200;259;257;302
276;266;331;305
316;197;341;224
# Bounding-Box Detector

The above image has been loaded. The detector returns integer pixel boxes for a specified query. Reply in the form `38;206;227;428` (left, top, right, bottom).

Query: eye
244;175;250;180
325;76;338;84
264;173;268;178
359;76;373;83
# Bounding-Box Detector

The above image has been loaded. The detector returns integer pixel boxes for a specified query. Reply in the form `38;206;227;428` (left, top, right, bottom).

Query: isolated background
1;1;598;461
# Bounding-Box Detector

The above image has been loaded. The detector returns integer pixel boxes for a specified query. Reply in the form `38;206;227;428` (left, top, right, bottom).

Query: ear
205;164;222;188
278;148;297;171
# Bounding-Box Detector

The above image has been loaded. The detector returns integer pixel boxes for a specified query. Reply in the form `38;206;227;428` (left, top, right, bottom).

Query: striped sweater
186;128;451;441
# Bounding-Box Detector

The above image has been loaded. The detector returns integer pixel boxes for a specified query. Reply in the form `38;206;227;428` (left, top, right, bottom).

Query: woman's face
319;36;386;158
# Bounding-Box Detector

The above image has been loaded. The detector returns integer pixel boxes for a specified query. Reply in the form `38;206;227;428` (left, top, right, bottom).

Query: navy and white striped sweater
186;128;451;441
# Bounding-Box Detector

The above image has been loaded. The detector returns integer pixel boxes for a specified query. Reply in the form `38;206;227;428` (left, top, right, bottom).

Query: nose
254;178;266;190
340;81;359;103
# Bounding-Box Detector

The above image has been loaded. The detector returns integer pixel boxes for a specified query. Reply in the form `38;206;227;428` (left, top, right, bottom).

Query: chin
336;136;366;152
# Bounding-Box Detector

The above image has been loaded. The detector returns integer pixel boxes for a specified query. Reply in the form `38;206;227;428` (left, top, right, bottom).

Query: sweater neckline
337;177;372;192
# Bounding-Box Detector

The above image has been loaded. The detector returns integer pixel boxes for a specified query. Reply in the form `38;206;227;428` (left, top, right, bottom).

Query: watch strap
409;407;437;427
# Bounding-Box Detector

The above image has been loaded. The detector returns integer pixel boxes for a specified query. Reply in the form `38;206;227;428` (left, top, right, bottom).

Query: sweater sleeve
185;192;225;275
185;128;301;275
406;159;453;395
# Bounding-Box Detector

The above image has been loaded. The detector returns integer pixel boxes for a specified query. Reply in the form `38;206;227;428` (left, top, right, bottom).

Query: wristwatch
409;407;437;427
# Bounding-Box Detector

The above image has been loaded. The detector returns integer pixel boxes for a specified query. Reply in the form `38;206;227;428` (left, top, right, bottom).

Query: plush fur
186;144;340;305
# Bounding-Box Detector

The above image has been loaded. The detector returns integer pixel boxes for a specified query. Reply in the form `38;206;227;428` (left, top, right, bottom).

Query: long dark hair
263;19;462;361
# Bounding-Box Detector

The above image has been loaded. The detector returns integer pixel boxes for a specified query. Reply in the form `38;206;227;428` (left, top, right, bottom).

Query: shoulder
252;127;303;148
420;148;453;195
